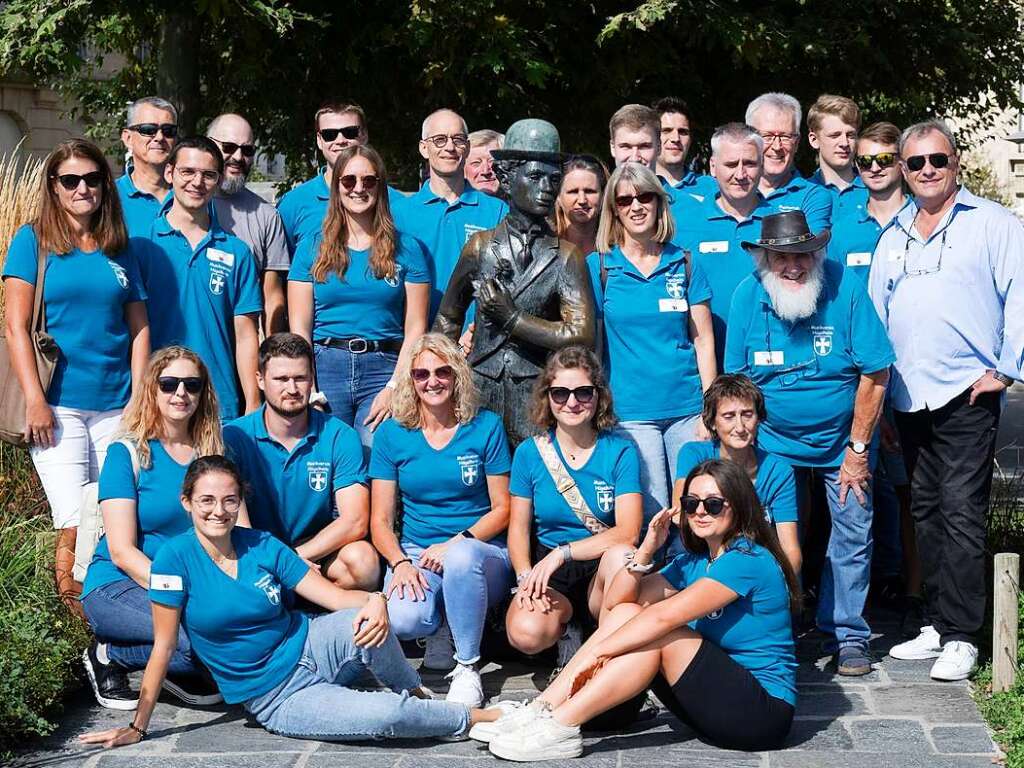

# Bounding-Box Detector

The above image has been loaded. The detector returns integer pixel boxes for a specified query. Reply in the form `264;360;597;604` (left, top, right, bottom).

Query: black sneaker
162;671;223;706
82;640;138;711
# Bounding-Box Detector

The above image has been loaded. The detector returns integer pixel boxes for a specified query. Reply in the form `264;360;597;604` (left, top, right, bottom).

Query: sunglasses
547;385;596;405
614;191;657;208
54;172;104;190
410;365;454;382
157;376;203;394
127;123;179;138
339;174;379;192
319;126;361;142
213;139;257;158
855;152;898;170
905;153;951;172
680;494;729;517
423;133;470;149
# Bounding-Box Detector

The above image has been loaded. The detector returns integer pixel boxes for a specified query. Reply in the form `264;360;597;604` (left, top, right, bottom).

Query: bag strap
31;227;48;334
533;434;610;535
599;250;607;291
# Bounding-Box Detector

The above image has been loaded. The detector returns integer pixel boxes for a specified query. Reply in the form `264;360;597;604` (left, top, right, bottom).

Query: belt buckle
347;338;369;353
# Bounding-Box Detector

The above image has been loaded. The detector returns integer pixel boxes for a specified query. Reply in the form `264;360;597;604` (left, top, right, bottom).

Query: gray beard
760;259;824;322
219;173;248;196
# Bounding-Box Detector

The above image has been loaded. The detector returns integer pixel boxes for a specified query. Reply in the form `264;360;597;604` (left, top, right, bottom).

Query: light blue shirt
116;172;172;238
760;172;833;234
868;186;1024;412
808;170;869;220
827;197;908;282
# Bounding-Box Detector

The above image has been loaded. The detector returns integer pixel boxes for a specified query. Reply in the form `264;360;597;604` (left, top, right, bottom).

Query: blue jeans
245;609;468;740
617;415;701;523
81;578;201;674
314;345;398;450
796;466;873;648
384;538;511;665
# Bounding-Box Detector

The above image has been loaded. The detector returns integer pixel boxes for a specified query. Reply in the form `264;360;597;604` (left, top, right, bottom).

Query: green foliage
974;587;1024;767
962;157;1014;209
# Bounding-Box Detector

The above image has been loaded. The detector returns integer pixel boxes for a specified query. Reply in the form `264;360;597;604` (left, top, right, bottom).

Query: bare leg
506;589;573;655
589;544;634;620
324;541;381;590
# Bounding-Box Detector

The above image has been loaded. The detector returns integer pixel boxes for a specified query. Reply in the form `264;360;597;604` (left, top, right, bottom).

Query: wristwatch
993;371;1015;388
846;440;868;455
459;529;475;539
625;550;656;574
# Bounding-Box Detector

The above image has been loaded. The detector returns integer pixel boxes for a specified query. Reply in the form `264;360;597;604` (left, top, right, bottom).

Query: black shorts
533;542;599;630
651;639;794;751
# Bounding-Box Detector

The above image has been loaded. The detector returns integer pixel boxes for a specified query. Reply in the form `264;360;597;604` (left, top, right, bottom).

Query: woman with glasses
503;346;642;671
477;460;799;760
586;163;716;526
555;155;609;257
80;347;225;711
369;333;512;708
3;137;150;618
289;145;430;449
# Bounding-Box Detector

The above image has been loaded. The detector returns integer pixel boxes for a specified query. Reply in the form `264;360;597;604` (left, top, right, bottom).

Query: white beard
219;172;248;196
760;258;824;322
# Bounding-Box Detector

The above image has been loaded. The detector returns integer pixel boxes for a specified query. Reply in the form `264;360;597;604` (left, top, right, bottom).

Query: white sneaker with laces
930;641;978;681
489;709;583;762
889;625;943;660
445;663;484;707
422;622;456;671
468;699;541;743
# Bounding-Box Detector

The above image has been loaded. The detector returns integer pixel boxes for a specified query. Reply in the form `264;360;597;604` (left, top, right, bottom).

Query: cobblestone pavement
12;613;1000;768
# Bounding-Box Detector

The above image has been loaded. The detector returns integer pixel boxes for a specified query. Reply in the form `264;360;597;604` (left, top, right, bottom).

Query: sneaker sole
161;679;224;707
82;649;138;711
930;665;975;682
888;647;942;661
490;739;583;761
468;723;499;743
837;663;873;676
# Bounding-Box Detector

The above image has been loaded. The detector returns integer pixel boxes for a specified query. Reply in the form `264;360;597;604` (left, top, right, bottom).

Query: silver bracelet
558;543;573;564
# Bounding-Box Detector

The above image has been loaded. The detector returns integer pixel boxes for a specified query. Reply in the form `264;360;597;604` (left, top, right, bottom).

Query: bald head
421;109;468;140
208;113;253;143
207;113;255;195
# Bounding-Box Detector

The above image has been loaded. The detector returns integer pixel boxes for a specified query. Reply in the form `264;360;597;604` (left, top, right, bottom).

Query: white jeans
30;406;123;529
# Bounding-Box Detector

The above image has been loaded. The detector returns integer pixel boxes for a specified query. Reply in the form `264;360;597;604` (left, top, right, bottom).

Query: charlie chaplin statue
433;119;596;446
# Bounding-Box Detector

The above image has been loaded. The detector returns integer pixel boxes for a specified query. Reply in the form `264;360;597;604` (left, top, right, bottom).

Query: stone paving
12;612;1001;768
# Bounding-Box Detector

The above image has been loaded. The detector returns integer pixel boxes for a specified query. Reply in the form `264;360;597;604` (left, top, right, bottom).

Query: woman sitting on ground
80;455;503;748
473;459;799;760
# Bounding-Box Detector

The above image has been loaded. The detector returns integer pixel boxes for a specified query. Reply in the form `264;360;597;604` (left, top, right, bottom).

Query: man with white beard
725;210;893;677
208;113;291;334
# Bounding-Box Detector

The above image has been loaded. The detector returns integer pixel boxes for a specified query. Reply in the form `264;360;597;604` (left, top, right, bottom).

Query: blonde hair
119;347;223;468
807;94;862;133
596;163;674;253
391;333;479;429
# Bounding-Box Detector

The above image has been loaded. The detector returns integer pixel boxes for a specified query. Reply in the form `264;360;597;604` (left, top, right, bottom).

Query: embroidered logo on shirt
209;273;226;295
705;608;724;620
307;461;330;492
593;481;614;514
812;325;835;357
151;574;183;591
457;452;482;486
383;262;404;288
254;573;281;605
107;260;129;289
665;274;686;299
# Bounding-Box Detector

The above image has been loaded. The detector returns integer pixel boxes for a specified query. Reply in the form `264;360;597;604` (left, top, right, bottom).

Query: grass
0;142;44;320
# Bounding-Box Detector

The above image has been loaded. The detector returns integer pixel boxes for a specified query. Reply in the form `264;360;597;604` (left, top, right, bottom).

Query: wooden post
994;552;1020;693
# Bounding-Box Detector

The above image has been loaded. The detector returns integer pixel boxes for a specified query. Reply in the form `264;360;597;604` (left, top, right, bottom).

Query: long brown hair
119;347;224;468
554;155;608;239
37;138;127;256
527;346;617;433
680;459;801;612
312;145;397;283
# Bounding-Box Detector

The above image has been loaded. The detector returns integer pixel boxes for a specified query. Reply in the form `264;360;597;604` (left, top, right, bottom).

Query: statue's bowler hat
491;119;564;165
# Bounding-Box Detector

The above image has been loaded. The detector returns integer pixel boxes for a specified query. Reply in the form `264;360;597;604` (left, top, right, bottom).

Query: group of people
2;87;1022;760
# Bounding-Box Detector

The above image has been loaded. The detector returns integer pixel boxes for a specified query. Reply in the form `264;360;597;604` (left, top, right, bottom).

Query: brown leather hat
741;210;831;253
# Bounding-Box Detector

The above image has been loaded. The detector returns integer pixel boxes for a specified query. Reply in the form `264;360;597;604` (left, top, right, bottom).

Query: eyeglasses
411;365;454;382
548;385;596;405
681;495;729;517
174;167;221;184
904;153;951;172
191;495;241;514
759;131;799;146
319;126;361;142
855;152;898;170
211;138;257;158
54;172;104;190
127;123;179;139
903;228;947;277
423;133;470;149
614;191;657;208
157;376;203;394
339;174;379;191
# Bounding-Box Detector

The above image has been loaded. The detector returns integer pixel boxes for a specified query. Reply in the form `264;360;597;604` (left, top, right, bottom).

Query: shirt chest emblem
383;263;404;288
812;326;835;357
307;461;330;492
209;273;226;295
207;248;235;268
107;259;129;289
665;274;686;299
593;481;614;514
457;452;482;486
254;573;282;605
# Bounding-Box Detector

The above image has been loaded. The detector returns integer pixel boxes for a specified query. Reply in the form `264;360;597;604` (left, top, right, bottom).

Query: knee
387;596;440;641
441;538;486;576
506;608;561;655
329;541;381;589
598;544;635;577
602;602;643;630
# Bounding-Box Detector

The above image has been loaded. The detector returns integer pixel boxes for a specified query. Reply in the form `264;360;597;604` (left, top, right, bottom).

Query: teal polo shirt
587;243;712;421
116;172;172;238
760;172;833;234
139;209;263;419
724;259;895;467
391;182;508;316
661;171;719;205
827;198;907;282
808;170;869;221
224;406;367;545
673;193;773;366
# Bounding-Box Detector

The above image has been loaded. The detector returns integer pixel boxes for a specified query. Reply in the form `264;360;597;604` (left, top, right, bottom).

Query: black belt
315;337;403;353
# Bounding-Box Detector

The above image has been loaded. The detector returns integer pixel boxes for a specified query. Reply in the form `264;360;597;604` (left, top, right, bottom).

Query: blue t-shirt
662;172;719;204
2;225;147;411
675;441;797;524
82;439;192;597
287;234;430;341
224;406;367;545
827;198;907;283
724;259;895;467
808;170;869;222
760;173;833;234
116;172;172;238
149;527;310;704
369;409;511;546
138;211;263;419
510;431;642;547
587;243;712;421
659;537;796;705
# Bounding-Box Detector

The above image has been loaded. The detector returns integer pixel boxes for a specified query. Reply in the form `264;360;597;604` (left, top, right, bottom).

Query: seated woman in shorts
474;459;799;760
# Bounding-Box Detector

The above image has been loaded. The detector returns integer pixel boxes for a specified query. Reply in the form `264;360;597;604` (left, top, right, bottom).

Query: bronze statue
433;119;596;446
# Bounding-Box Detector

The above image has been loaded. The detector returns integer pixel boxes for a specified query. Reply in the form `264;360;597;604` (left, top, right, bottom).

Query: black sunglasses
681;494;729;517
54;172;104;190
855;152;898;170
339;174;379;192
905;153;951;172
548;385;596;405
614;191;657;208
319;126;362;142
213;139;257;158
157;376;203;394
127;123;179;138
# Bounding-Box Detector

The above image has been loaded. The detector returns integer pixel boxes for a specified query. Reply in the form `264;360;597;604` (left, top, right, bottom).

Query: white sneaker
489;709;583;761
557;623;583;668
422;622;456;671
930;641;978;681
889;625;943;660
468;699;541;743
445;663;484;707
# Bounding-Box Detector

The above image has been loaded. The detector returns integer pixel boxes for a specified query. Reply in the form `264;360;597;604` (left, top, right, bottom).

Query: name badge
847;252;872;267
207;248;235;267
659;299;689;313
754;351;785;366
699;240;729;254
888;248;904;263
151;574;183;591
